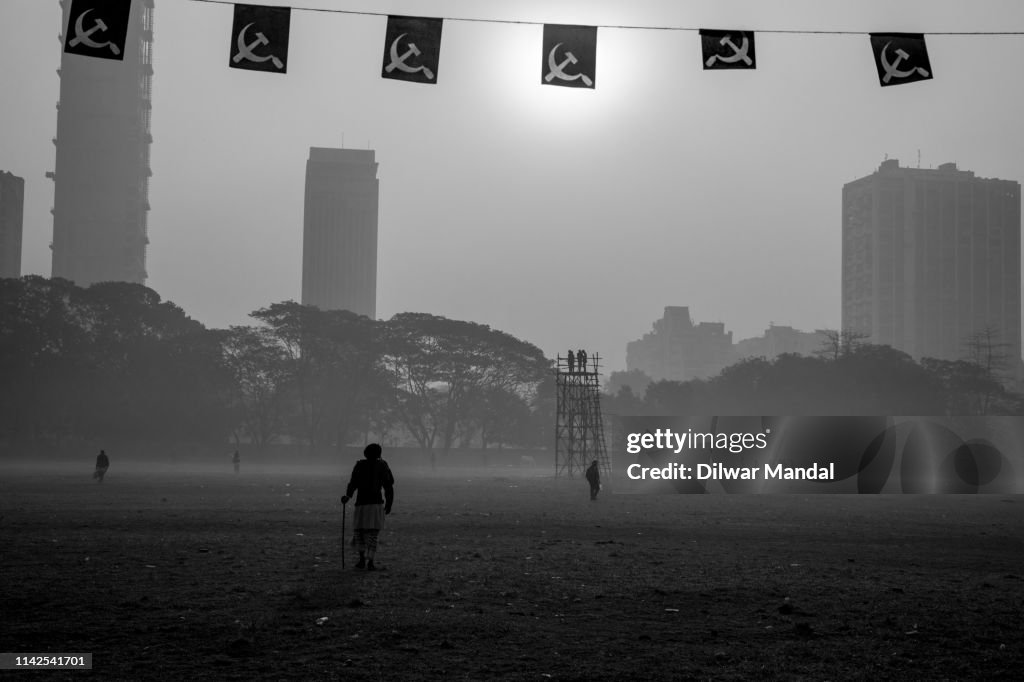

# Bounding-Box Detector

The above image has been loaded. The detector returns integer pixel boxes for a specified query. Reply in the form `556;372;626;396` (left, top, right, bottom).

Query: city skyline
3;1;1024;371
626;306;830;383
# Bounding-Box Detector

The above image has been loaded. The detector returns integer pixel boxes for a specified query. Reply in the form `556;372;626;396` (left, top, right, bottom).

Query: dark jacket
346;458;395;509
585;463;600;485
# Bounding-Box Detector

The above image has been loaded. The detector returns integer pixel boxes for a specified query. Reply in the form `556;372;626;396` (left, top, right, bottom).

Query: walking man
94;450;110;483
232;450;241;474
585;459;601;500
341;443;394;571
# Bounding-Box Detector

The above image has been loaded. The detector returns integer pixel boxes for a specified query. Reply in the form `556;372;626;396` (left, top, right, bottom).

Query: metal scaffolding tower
555;350;611;480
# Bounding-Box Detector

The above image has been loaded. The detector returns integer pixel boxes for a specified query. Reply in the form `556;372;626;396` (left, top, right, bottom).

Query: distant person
341;443;395;571
94;450;110;483
577;349;587;374
232;450;240;475
566;350;575;373
586;459;601;500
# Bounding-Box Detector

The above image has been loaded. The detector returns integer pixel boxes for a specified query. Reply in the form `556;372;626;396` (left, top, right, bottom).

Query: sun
456;22;664;139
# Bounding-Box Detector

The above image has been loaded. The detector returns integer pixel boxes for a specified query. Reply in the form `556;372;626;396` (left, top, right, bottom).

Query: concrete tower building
0;171;25;279
842;159;1021;368
301;148;379;318
50;0;155;285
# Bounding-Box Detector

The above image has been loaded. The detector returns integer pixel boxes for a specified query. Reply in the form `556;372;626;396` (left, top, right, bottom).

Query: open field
2;462;1023;680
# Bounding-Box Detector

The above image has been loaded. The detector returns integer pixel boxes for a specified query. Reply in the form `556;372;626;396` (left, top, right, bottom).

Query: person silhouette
586;460;601;500
341;444;395;571
577;350;587;373
94;450;110;483
567;350;575;373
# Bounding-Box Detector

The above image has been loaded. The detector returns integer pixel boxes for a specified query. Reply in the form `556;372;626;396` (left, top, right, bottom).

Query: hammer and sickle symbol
544;42;593;86
880;42;930;83
705;34;751;67
385;33;435;80
232;22;284;69
69;8;121;55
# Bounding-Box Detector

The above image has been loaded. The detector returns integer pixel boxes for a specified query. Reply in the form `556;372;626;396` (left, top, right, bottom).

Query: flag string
186;0;1024;36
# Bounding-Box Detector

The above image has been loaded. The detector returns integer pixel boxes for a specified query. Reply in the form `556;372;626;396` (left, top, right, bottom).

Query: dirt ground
2;463;1023;681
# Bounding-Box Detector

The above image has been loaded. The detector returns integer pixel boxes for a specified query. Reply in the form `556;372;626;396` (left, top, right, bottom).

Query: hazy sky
3;0;1024;371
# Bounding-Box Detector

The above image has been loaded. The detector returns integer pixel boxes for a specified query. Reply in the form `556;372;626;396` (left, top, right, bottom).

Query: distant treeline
0;277;551;455
4;277;1019;458
605;342;1024;417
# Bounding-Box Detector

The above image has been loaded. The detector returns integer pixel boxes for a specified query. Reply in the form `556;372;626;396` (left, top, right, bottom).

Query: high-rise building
0;171;25;279
301;148;379;318
626;306;735;382
842;159;1021;369
50;0;154;285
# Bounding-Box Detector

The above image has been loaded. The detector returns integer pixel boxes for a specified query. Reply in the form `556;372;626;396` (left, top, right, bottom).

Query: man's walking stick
341;497;347;569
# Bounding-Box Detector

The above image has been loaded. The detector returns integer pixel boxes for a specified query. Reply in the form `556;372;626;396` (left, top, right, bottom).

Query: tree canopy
0;279;555;456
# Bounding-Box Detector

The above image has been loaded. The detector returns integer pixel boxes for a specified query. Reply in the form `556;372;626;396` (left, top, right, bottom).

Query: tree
834;344;944;415
815;328;869;361
314;310;393;449
222;326;293;448
960;325;1018;413
633;344;951;417
709;356;774;413
468;385;534;449
602;384;646;417
382;313;550;456
250;301;390;450
963;324;1012;376
77;281;229;443
0;276;89;446
604;369;653;399
0;277;234;448
525;374;557;449
643;378;709;415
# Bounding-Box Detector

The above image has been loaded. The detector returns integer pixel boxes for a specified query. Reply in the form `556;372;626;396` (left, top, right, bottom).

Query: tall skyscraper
301;148;379;318
50;0;154;285
0;171;25;279
842;159;1021;368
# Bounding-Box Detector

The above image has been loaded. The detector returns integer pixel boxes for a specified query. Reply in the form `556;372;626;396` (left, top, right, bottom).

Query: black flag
542;25;597;89
382;16;443;84
230;4;291;73
869;33;932;86
701;29;756;70
64;0;131;61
